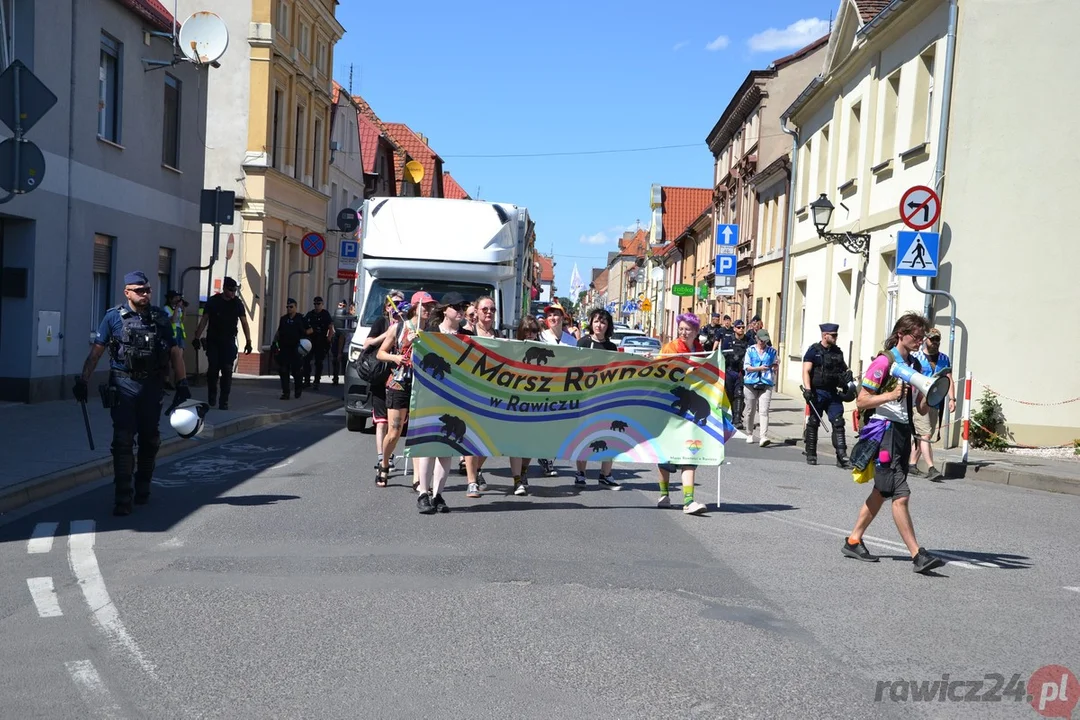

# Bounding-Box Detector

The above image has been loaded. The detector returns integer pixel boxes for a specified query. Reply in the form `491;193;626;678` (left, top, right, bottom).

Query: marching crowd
355;289;951;574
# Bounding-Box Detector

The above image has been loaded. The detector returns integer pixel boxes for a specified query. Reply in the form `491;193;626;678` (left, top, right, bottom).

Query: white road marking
716;495;988;571
65;659;126;719
1065;587;1080;593
67;520;159;681
26;577;62;617
27;522;59;554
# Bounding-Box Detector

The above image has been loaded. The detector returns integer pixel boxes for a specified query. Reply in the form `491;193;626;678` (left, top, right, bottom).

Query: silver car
618;335;661;356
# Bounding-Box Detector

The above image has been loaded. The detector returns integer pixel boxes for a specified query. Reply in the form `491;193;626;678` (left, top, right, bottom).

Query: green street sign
671;283;694;297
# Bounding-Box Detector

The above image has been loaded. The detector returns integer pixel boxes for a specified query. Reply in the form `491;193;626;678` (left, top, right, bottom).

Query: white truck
342;196;534;431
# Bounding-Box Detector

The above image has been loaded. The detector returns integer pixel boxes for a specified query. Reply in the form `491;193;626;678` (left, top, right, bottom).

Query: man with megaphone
842;312;945;575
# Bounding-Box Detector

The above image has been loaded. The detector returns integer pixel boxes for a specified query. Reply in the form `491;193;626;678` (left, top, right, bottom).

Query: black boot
804;420;819;465
114;475;134;515
833;427;853;469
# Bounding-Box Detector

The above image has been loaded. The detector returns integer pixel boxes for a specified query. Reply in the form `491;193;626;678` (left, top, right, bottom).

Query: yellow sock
659;479;669;495
683;485;694;505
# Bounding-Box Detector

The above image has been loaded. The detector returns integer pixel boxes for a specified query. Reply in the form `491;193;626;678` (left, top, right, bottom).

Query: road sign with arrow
899;185;940;231
716;223;739;247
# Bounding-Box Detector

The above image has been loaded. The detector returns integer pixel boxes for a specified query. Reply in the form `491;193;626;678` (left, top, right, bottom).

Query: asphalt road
1;410;1077;719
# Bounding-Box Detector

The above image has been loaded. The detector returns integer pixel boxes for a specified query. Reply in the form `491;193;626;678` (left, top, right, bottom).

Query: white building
324;82;366;305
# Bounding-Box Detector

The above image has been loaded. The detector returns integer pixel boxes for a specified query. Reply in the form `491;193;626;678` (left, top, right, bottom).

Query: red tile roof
353;94;407;184
443;172;470;200
535;253;555;283
357;111;380;175
854;0;892;23
384;123;443;197
619;228;648;257
331;81;342;105
115;0;174;32
661;187;712;242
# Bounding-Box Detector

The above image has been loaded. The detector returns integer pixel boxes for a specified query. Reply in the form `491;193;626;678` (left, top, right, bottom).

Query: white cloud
747;18;830;52
578;224;635;246
672;40;690;51
705;35;730;51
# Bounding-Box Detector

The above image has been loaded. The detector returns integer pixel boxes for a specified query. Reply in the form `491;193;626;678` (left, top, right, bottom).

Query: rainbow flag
404;333;737;463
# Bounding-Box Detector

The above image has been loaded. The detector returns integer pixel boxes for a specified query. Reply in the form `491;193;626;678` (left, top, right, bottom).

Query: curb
776;425;1080;498
0;397;339;515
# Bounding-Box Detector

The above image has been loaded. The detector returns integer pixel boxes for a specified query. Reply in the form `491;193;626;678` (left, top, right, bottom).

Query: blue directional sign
340;239;358;259
895;231;939;278
716;223;739;247
715;253;737;277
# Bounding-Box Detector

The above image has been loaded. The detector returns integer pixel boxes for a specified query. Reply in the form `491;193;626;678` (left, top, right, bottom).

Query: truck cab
343;196;531;431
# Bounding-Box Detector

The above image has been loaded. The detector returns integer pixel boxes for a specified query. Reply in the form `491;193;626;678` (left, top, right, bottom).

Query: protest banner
404;333;736;464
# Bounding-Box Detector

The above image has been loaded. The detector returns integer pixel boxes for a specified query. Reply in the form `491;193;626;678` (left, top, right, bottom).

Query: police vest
810;343;846;389
111;305;170;376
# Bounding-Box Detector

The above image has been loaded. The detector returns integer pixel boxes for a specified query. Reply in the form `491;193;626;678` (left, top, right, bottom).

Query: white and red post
960;371;973;463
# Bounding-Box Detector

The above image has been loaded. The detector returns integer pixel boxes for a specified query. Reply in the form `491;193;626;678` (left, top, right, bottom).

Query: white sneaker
656;494;671;508
514;482;528;496
745;435;755;444
683;500;708;515
759;437;771;447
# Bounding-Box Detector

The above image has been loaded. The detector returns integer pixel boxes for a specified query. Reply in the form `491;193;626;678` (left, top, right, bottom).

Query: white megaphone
890;361;950;406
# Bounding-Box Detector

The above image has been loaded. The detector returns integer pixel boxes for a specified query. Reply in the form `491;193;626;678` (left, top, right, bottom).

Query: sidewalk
760;393;1080;497
0;377;341;514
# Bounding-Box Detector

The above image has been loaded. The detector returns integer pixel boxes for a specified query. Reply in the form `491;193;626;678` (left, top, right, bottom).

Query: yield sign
899;185;940;231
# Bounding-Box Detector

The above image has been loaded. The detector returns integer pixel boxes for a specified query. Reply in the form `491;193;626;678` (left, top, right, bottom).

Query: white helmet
169;400;210;439
298;338;312;357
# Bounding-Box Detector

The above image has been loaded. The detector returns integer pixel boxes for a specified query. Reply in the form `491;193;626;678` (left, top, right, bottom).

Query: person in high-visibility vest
165;290;188;349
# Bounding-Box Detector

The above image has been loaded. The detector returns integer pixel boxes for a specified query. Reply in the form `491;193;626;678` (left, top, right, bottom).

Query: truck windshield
360;279;495;326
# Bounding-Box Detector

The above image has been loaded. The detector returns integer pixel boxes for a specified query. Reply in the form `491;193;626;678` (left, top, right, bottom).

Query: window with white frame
299;22;311;58
293;104;306;181
845;102;861;181
271;88;284;170
277;1;290;40
316;40;328;73
312;115;324;189
880;71;900;163
98;33;122;142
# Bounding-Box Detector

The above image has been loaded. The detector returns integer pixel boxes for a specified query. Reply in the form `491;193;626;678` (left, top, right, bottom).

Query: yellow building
177;0;345;372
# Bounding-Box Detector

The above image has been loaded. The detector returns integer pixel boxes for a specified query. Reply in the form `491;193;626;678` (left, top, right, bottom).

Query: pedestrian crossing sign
895;231;939;278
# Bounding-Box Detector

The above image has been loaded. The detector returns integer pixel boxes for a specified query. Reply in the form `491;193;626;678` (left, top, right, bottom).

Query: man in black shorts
842;313;944;575
192;276;252;409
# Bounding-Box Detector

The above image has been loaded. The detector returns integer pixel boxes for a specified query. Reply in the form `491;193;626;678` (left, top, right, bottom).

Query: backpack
357;322;405;387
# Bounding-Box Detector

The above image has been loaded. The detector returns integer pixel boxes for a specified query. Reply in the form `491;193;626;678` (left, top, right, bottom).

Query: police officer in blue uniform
801;322;854;468
74;271;191;515
272;298;311;399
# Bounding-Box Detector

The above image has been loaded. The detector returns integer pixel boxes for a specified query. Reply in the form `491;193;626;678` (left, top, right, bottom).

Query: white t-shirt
540;328;576;346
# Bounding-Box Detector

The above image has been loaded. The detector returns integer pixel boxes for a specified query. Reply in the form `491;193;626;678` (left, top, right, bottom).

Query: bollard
960;371;973;463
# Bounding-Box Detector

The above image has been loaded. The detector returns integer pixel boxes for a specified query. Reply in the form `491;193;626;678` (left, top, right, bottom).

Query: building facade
176;0;344;374
0;0;207;402
325;82;365;306
706;35;827;335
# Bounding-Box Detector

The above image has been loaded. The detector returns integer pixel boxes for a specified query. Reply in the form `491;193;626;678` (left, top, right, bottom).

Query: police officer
303;295;334;389
273;298;311;399
192;276;252;410
801;322;853;468
74;271;191;516
726;319;751;428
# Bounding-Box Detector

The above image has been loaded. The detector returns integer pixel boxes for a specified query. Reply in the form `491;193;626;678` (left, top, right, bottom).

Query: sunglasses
287;304;296;309
480;307;495;313
127;286;151;295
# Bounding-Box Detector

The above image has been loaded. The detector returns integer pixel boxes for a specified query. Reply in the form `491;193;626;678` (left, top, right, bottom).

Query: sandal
376;466;389;487
458;458;467;475
412;478;421;493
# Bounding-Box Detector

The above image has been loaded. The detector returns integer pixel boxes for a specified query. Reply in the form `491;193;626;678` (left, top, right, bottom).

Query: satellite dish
178;11;229;65
404;160;425;185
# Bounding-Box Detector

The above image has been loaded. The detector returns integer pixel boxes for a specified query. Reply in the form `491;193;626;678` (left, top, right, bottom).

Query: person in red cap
375;290;436;490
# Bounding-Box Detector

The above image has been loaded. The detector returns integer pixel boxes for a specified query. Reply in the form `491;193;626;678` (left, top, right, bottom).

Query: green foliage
1073;439;1080;456
970;388;1010;451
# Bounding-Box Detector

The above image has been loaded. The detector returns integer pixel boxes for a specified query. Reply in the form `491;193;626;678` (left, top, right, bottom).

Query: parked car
618;335;661;356
611;328;647;346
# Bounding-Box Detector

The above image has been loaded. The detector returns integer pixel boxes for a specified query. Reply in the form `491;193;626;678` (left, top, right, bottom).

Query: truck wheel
346;413;365;432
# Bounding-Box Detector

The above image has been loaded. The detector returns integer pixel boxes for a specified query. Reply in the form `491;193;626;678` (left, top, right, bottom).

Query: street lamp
809;193;871;257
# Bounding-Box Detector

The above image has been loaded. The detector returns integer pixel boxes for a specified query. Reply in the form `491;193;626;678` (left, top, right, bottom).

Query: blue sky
335;0;840;296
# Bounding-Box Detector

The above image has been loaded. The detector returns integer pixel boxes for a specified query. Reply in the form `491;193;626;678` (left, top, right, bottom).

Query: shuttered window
92;234;114;327
158;247;174;292
93;234;112;273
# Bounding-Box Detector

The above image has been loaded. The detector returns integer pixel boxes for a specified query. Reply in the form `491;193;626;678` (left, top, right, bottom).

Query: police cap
124;271;150;287
733;319;745;327
820;323;840;334
286;297;297;306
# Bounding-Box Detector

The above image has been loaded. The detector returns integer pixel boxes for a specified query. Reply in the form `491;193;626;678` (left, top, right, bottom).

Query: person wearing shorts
842;313;944;575
364;290;404;471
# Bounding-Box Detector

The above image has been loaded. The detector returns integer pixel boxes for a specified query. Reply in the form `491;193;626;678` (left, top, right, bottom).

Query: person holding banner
536;301;577;478
375;291;436;489
509;316;542;496
655;313;709;516
574;307;620;488
463;296;499;495
364;290;405;472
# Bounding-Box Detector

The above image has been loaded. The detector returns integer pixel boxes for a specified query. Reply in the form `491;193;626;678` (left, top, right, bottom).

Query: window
846;102;861;181
158;247;175;293
911;46;936;146
276;1;290;40
98;33;122;142
316;41;328;73
800;140;812;207
262;241;278;341
880;72;900;162
162;74;181;168
312;115;323;188
816;126;830;197
300;23;311;57
330;182;338;217
271;88;284;170
293;105;305;180
794;279;807;352
92;235;114;328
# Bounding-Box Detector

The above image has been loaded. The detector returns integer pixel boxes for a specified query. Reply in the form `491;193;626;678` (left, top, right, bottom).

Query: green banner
404;333;736;464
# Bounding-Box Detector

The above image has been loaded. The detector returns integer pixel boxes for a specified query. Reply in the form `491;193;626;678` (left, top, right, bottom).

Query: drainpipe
923;0;959;319
777;115;800;391
61;0;78;394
